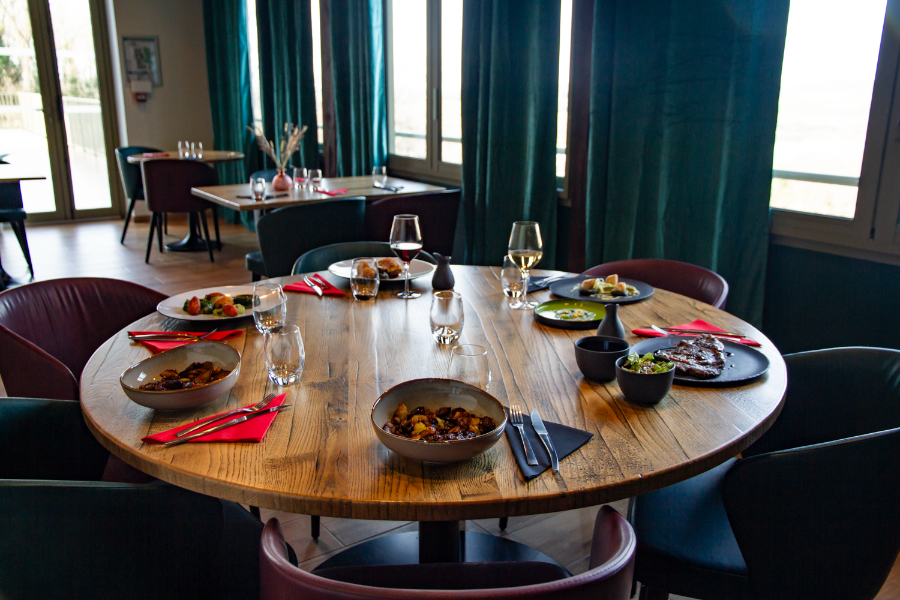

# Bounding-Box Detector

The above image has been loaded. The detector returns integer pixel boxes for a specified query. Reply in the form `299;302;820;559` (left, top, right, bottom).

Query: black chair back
292;241;436;275
141;160;218;214
257;198;367;278
114;146;160;201
363;189;461;257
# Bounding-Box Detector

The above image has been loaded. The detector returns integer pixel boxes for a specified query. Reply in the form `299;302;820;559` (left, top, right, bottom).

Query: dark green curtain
585;0;789;324
257;0;319;169
203;0;258;230
459;0;561;267
325;0;387;175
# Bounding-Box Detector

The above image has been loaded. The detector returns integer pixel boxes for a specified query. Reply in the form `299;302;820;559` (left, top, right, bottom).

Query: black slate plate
630;336;770;387
549;275;654;305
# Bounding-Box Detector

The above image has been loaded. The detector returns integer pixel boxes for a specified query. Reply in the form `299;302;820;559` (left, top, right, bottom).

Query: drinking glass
178;140;187;158
372;166;387;188
350;257;380;301
308;169;323;191
264;325;305;386
507;221;543;309
253;281;287;333
448;344;491;392
390;214;423;299
501;255;525;308
251;177;267;202
430;290;463;343
293;167;308;190
192;142;203;159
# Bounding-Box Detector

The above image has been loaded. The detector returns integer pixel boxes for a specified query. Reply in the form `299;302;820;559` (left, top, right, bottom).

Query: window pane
770;0;887;218
557;0;572;179
246;0;262;129
441;0;462;164
310;0;323;145
390;0;427;159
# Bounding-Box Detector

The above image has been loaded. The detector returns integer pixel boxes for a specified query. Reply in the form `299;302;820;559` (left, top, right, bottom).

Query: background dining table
80;265;786;565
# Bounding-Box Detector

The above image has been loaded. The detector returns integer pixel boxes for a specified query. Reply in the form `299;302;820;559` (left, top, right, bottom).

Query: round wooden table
81;266;786;564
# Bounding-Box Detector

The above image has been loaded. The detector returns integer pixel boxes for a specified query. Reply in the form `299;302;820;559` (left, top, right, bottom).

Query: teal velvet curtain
584;0;789;324
459;0;561;267
257;0;319;169
203;0;258;230
325;0;387;175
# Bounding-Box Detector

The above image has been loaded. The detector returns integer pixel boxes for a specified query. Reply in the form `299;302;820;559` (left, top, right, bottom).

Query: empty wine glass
250;177;267;202
430;291;463;343
390;214;423;299
448;344;491;392
372;166;387;188
191;142;203;159
253;281;286;333
507;221;543;309
264;325;305;386
501;255;525;308
178;140;187;158
308;169;323;191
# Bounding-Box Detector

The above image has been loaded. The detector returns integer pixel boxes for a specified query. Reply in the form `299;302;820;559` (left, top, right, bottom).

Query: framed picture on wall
122;36;162;86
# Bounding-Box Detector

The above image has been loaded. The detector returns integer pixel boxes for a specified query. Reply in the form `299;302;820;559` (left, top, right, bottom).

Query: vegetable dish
575;274;639;298
183;292;252;317
621;353;675;374
382;404;497;442
138;361;232;391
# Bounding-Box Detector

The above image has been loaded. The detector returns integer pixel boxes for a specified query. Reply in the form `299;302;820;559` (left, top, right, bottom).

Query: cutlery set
128;329;218;342
509;404;559;472
303;273;333;297
163;402;292;447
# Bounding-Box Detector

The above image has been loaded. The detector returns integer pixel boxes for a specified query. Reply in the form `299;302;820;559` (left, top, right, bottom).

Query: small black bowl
574;336;631;382
615;356;675;406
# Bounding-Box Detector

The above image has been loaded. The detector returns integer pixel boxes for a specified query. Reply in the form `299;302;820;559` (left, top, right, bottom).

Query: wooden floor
2;217;899;597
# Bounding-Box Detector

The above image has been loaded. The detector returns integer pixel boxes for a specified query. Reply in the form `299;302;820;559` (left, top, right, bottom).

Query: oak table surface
191;176;447;212
126;150;244;163
80;266;786;522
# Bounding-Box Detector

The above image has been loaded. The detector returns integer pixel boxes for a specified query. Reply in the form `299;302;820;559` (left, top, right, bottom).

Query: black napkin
504;408;594;480
527;276;556;293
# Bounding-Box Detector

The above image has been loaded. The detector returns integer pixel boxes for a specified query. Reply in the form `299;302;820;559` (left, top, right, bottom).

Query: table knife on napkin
530;409;559;472
163;404;292;447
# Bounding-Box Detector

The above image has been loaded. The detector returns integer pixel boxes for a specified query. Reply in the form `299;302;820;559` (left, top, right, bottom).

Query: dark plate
533;299;605;330
630;336;770;387
549;276;654;304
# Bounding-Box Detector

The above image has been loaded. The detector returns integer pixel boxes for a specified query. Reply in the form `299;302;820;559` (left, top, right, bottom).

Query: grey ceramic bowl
615;356;675;406
120;342;241;411
371;378;507;463
575;336;631;382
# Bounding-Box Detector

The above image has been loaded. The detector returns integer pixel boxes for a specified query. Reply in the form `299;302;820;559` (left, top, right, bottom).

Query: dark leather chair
292;241;436;275
141;159;220;263
363;189;461;257
582;259;728;308
260;505;635;599
114;146;162;243
246;197;367;280
629;347;900;600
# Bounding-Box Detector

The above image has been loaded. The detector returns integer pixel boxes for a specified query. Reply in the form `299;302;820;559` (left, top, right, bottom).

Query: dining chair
260;505;635;599
0;181;34;280
292;241;437;275
582;259;728;308
246;197;367;280
629;347;900;600
114;145;163;244
362;189;462;257
141;159;220;263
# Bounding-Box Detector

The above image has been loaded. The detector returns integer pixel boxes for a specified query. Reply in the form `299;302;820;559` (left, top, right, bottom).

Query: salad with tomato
183;292;252;317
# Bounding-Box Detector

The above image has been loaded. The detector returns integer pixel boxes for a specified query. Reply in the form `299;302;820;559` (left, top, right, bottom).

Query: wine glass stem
403;261;410;297
521;270;530;306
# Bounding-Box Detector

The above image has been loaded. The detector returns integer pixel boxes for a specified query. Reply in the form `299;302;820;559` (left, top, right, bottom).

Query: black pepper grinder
596;303;626;339
431;253;455;290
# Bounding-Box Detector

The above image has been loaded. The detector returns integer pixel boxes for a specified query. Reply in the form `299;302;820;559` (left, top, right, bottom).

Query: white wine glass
507;221;542;309
389;214;423;299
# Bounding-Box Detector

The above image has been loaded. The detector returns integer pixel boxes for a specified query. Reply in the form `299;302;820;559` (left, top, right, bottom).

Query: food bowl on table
574;335;631;382
371;378;507;463
120;341;241;411
615;355;675;406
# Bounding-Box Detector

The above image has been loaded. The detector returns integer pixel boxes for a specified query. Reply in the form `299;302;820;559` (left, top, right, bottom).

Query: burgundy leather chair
141;159;221;263
260;506;635;600
0;277;166;482
363;189;461;257
582;259;728;308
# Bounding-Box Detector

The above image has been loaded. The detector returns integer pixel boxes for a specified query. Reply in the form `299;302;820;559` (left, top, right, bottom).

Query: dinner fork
175;393;277;438
509;404;538;466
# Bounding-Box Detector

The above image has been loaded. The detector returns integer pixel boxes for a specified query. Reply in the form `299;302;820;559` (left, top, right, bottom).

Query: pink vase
272;169;293;191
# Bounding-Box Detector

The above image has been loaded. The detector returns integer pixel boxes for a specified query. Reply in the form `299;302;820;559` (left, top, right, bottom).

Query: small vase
272;169;293;191
431;253;455;290
596;303;626;339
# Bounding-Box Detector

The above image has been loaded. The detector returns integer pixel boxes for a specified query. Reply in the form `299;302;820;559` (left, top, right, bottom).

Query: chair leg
198;211;215;263
156;212;164;252
637;585;668;600
163;212;168;235
211;205;221;250
499;517;508;530
121;197;137;244
249;505;261;520
252;272;262;282
145;213;157;263
311;515;320;540
10;221;34;279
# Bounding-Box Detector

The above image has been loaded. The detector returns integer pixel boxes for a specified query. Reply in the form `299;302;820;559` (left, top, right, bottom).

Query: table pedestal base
166;214;210;252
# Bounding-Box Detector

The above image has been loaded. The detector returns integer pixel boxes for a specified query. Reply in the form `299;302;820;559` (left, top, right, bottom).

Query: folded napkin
284;274;346;297
527;275;570;293
128;330;243;353
504;408;594;480
142;394;287;445
314;188;348;197
631;318;760;347
144;152;169;157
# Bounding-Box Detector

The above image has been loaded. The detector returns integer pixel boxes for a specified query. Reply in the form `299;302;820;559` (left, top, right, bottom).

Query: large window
771;0;900;262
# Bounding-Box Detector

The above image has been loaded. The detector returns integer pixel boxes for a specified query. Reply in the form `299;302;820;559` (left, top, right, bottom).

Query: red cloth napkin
284;274;346;297
128;330;243;353
142;394;287;444
314;188;348;197
144;152;170;157
631;319;760;347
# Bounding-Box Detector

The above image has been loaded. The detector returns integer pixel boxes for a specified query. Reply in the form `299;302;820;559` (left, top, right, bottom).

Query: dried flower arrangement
248;122;308;170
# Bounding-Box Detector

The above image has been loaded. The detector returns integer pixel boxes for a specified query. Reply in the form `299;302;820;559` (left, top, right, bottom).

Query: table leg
166;213;210;252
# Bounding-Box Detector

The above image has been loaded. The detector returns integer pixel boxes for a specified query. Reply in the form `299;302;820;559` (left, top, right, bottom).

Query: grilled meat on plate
656;334;725;379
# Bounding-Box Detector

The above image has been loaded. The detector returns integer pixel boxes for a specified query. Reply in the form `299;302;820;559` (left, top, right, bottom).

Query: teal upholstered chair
292;241;436;275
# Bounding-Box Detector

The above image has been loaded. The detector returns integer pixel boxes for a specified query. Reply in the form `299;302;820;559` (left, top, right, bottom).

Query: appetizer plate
157;285;255;321
328;257;436;282
631;335;770;387
533;299;606;330
550;275;654;304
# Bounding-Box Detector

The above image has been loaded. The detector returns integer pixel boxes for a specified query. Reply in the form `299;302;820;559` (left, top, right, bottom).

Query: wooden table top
80;266;786;521
191;176;448;211
0;166;46;184
126;150;244;164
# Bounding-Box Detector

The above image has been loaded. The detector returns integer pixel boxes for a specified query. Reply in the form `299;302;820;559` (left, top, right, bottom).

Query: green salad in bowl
620;353;674;375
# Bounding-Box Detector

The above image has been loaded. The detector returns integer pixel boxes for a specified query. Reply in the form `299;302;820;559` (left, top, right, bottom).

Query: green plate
533;299;605;330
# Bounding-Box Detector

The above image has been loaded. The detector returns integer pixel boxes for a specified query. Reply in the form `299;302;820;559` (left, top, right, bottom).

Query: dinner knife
303;276;323;297
163;404;292;447
530;409;559;472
